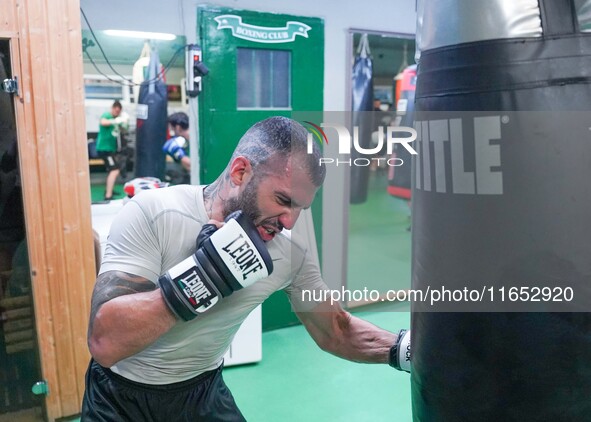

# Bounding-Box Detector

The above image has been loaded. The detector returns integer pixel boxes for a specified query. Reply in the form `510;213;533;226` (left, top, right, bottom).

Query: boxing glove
112;116;126;126
159;211;273;321
389;329;411;372
162;136;188;162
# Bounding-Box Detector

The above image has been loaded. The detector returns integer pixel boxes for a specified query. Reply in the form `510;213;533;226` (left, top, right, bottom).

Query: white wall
79;0;417;290
82;63;185;86
80;0;416;111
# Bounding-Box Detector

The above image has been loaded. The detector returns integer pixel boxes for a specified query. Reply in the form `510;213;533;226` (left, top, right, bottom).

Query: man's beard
222;178;262;224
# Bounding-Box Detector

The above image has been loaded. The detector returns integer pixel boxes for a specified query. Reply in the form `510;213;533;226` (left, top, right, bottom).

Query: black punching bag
412;0;591;420
350;34;374;204
135;48;168;179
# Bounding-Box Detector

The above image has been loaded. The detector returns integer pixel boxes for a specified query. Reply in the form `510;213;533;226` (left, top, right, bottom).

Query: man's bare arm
88;271;176;367
297;300;396;364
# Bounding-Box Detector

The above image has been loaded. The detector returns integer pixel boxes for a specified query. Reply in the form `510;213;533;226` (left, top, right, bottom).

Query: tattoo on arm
88;271;156;335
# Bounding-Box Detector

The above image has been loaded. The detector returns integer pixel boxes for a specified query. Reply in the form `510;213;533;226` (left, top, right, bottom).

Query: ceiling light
104;30;176;41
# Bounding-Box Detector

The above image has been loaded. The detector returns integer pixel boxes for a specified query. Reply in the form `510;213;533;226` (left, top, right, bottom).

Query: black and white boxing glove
159;211;273;321
389;329;411;372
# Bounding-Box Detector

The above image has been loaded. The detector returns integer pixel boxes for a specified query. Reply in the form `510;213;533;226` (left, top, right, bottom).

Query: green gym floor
84;169;413;421
90;181;126;203
223;307;412;421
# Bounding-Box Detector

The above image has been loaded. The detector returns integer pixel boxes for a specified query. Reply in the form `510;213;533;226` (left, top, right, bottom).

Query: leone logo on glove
168;256;219;313
210;219;269;287
176;269;215;305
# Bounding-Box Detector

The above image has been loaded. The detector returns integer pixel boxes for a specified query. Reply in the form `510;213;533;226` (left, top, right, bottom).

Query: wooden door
1;0;97;420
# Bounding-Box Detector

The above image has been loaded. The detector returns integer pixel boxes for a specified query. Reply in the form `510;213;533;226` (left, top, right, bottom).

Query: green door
197;7;324;330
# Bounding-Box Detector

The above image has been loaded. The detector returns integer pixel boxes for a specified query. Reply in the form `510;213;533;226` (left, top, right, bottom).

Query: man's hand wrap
389;329;411;372
159;211;273;321
163;136;188;162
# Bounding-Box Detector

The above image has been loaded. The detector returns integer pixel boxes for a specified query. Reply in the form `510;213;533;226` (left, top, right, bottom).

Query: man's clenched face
223;156;318;242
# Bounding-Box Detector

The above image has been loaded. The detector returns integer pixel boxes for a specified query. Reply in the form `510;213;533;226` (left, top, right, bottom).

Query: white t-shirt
99;185;326;384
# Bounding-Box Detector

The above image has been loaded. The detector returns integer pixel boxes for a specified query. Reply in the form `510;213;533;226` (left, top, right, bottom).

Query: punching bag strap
147;45;159;95
539;0;578;36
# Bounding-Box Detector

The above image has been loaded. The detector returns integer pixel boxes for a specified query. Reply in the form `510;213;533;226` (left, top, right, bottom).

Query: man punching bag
411;0;591;420
135;47;168;179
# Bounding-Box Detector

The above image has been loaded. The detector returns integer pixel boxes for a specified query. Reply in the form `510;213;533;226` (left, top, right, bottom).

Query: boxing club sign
214;15;311;44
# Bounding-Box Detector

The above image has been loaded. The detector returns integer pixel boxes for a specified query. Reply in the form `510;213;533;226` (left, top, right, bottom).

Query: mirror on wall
346;31;416;309
81;30;188;203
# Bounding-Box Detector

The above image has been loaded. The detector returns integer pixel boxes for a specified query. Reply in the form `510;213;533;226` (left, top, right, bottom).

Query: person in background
373;98;382;111
162;112;190;185
96;100;129;200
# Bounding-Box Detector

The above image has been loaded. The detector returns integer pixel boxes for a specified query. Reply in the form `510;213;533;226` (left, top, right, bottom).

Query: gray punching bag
412;0;591;421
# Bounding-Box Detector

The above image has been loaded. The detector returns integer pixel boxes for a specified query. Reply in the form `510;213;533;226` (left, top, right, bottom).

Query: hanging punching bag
135;47;168;179
350;34;374;204
412;0;591;420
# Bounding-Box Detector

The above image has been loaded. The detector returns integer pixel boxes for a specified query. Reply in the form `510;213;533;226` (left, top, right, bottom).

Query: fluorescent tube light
104;30;176;41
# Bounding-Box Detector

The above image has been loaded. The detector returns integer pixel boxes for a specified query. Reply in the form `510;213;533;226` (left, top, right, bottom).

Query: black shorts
97;151;122;173
81;360;246;422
